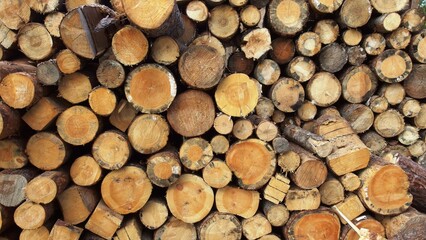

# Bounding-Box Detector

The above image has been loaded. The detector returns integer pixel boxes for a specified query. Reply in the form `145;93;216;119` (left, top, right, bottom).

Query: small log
358;156;412;215
228;51;254;75
36;60;62;86
151;36;180;65
340;103;375;134
253;119;278;142
70;155;102;187
309;0;343;13
313;19;339;44
286;56;316;83
109;99;138;132
347;46;367;66
408;140;426;157
213;114;233;135
267;0;309;36
48;219;83;240
96;60;125;89
56;49;81;74
186;1;208;23
210;135;229;154
398;125;420;146
296;32;321;57
0;72;42;109
208;5;239;40
368;95;389;113
44;12;64;37
147;150;181;188
339;172;361;192
319;177;344;206
58;72;93;104
85;200;123;239
215;186;259;218
269;77;304;113
114;217;143;240
380;207;426;239
341;216;386;240
139;198;168;230
202;159;232;189
278;150;301;173
101;166;152;215
399;97;422;118
92;130;131;170
404;64;426;99
374;109;405;138
18;23;55;61
334;194;366;224
402;8;425;32
318;43;347;73
58;185;99;224
20;225;51;240
240;5;261;27
272;136;290;154
88;87;117;116
112;25;148;66
254;59;281;86
371;13;402;33
0;139;27;169
128;114;169;154
25;170;69;204
241;28;272;60
339;0;372;28
270;38;295;65
168;90;215;136
363;33;386;56
179;137;213;171
387;28;411;50
307;72;341;107
341;65;378;104
197;212;242;240
232;119;254;140
284;187;321;211
22;97;66;131
60;4;116;59
342;29;363;46
14;201;54;230
166;174;214;223
154;217;196;240
410;31;426;64
263;173;290;204
56;106;100;146
372;49;412;83
242;213;271;240
262;201;289;227
272;110;286;124
255;97;275;119
283;209;340;240
379;83;406;106
370;0;409;13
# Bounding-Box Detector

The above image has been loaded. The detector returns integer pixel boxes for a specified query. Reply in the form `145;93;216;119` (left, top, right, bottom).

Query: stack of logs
0;0;426;239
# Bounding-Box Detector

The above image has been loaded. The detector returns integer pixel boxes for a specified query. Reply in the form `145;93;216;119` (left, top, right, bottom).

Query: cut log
0;0;31;30
166;174;213;223
215;186;259;218
228;51;254;75
262;201;289;227
339;172;361;192
14;201;54;230
242;213;271;240
58;72;93;104
296;32;321;57
399;97;422;118
313;19;339;45
372;49;412;83
96;60;125;89
114;217;143;240
151;36;180;65
0;72;42;109
347;46;367;66
371;13;402;33
272;136;290;154
307;72;341;107
241;28;272;60
177;14;197;46
44;12;64;38
197;212;241;240
358;156;412;215
368;95;389;113
168;90;215;137
70;155;102;187
270;38;295;65
213;114;233;135
333;194;366;224
88;86;117;116
36;60;61;86
25;170;69;204
255;97;275;119
128;114;169;154
402;8;425;32
139;198;168;230
404;64;426;99
380;207;426;239
286;56;316;83
190;33;225;59
363;33;386;56
341;216;386;240
340;103;374;134
0;102;20;140
341;65;378;104
269;77;304;113
319;177;344;206
408;140;426;157
56;49;81;74
410;31;426;64
57;185;99;224
370;0;409;13
339;0;372;28
314;110;371;176
283;209;340;240
56;106;100;146
309;0;342;13
379;83;406;106
48;219;83;240
398;125;419;146
253;119;278;142
202;159;232;189
232;119;254;140
254;59;281;85
240;5;261;27
65;0;100;11
374;109;405;138
208;4;239;40
0;169;38;207
226;139;275;190
112;25;148;66
22;97;67;131
342;29;363;46
60;4;116;59
101;165;152;215
210;135;229;155
18;23;54;61
85;200;123;239
284;187;321;210
154;217;196;240
92;130;130;170
278;150;301;173
20;225;51;240
267;0;309;36
109;99;138;132
147;150;181;188
186;1;208;23
263;173;290;204
0;139;27;169
318;43;347;73
179;137;213;171
387;28;411;50
0;204;13;233
272;110;286;124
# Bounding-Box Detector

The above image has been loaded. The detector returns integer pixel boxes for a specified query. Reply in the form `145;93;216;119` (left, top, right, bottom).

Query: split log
341;216;386;240
340;104;374;134
372;49;412;83
48;219;83;240
269;77;304;113
168;90;215;137
269;38;295;65
267;0;309;36
333;194;365;224
197;212;242;240
36;60;61;86
319;177;344;206
101;166;152;215
109;99;138;132
318;43;347;73
215;186;259;218
262;201;289;227
263;173;290;204
96;60;125;89
306;72;341;107
44;12;64;37
242;213;272;240
18;23;55;61
208;5;239;40
14;201;54;230
114;217;143;240
241;28;272;60
339;0;372;28
340;65;378;104
0;139;27;169
374;109;405;138
202;159;232;189
57;185;99;224
283;209;340;240
0;168;38;207
25;170;69;204
154;217;196;240
70;155;102;187
380;207;426;239
254;59;281;85
112;25;148;66
85;200;123;239
166;174;213;223
128;114;169;154
226;138;276;190
0;103;20;140
139;198;168;230
339;172;361;192
286;56;316;82
0;72;42;109
147;150;181;188
22;97;67;131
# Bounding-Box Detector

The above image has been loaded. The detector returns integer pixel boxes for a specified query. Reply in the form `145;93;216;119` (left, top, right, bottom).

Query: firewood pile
0;0;426;239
